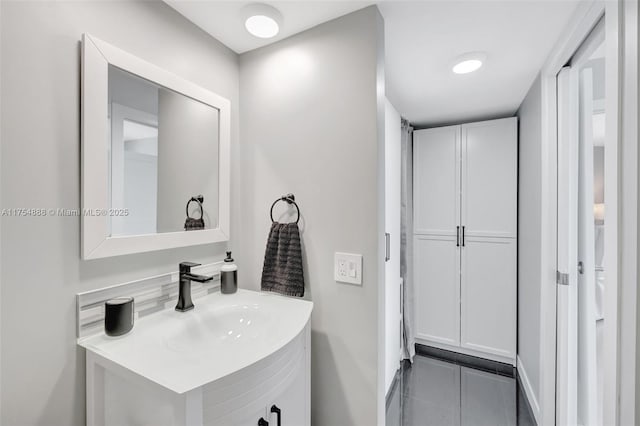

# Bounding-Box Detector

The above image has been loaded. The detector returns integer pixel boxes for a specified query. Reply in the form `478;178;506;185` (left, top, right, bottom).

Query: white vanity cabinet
203;327;309;426
80;290;312;426
413;117;517;365
86;324;310;426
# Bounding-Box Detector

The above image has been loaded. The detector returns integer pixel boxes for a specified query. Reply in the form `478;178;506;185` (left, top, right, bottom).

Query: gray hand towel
261;222;305;297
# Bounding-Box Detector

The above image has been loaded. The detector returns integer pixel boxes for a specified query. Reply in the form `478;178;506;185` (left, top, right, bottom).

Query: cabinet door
460;237;516;360
461;118;517;238
268;351;308;426
413;126;460;235
414;235;460;346
219;404;268;426
203;328;309;426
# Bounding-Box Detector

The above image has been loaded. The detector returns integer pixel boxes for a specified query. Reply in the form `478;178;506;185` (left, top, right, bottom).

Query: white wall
238;7;385;425
384;98;401;395
0;2;239;424
516;73;543;422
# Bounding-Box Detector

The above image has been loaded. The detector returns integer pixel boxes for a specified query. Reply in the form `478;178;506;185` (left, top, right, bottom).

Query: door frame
540;0;638;424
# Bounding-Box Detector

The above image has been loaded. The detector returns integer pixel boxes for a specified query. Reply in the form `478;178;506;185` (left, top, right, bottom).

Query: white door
384;99;402;393
414;234;460;346
267;355;308;426
577;66;599;426
213;403;269;426
413;126;461;346
413;126;460;236
460;118;517;239
459;118;517;361
556;66;579;426
460;236;516;360
556;18;605;426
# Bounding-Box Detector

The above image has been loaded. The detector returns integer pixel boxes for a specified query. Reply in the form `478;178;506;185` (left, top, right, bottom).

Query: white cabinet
86;323;311;426
461;236;516;359
264;349;308;426
414;234;460;347
413;125;460;236
198;325;310;426
461;121;517;238
413;117;517;365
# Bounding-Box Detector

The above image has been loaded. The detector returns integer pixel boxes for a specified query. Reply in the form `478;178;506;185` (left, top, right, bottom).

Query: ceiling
379;1;581;126
164;1;373;54
166;1;581;127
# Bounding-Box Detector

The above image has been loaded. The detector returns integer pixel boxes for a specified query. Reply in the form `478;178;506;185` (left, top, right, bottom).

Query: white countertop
78;289;313;394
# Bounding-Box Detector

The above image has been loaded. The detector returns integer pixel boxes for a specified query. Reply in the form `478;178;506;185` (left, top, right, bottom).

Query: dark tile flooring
386;355;536;426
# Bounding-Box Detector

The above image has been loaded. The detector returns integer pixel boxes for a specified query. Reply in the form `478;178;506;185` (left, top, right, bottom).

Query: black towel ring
270;194;300;224
186;195;204;219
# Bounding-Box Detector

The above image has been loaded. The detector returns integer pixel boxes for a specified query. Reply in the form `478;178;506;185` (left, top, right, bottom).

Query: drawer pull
271;405;282;426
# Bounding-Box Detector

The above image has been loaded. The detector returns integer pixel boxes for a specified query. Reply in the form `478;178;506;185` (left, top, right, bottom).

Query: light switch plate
334;252;363;285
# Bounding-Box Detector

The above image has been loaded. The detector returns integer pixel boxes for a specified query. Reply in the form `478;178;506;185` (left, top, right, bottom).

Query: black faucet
176;262;214;312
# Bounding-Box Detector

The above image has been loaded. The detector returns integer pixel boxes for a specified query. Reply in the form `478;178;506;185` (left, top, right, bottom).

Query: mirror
108;66;219;236
82;34;230;259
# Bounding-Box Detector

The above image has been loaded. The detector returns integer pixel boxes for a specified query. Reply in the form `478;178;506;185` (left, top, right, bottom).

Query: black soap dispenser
220;251;238;294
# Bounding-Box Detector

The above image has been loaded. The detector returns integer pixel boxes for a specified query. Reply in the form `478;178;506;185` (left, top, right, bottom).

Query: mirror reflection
107;65;219;237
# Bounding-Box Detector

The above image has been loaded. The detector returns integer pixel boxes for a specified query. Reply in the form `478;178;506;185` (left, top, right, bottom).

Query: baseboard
416;337;516;366
517;355;541;425
385;366;402;409
416;343;515;377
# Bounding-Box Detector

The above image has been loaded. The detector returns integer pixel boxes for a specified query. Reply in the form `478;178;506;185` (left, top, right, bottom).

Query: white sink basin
79;289;313;394
163;303;271;352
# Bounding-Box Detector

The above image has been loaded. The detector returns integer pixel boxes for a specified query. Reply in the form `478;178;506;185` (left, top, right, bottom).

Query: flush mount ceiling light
241;4;283;39
452;52;487;74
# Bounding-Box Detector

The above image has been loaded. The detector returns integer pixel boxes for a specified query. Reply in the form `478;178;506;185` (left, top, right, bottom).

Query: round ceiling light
453;59;483;74
245;15;279;38
451;52;487;74
242;4;283;39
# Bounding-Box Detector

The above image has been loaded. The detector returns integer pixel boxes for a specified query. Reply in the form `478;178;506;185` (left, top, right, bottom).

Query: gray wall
516;73;543;414
0;2;239;424
238;7;384;425
108;66;159;116
157;89;220;232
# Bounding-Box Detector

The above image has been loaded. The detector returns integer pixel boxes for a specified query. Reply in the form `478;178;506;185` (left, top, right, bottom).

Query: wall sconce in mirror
81;34;230;259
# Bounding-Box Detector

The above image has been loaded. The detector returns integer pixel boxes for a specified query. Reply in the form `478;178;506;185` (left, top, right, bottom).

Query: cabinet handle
456;226;460;247
270;405;282;426
258;418;269;426
385;233;391;261
461;226;465;247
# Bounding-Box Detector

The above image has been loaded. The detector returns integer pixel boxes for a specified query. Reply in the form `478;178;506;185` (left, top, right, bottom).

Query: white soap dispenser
220;251;238;294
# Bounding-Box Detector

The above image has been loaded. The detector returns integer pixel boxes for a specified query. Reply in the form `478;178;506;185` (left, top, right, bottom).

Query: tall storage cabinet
413;117;517;365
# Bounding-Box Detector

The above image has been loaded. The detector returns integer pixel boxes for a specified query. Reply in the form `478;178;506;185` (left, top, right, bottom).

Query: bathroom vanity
79;290;312;426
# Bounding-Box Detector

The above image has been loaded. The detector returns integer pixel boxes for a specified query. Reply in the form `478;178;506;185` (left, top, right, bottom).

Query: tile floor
386;355;536;426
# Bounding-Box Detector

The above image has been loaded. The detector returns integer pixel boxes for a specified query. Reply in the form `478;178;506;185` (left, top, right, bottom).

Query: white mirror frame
81;34;230;259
